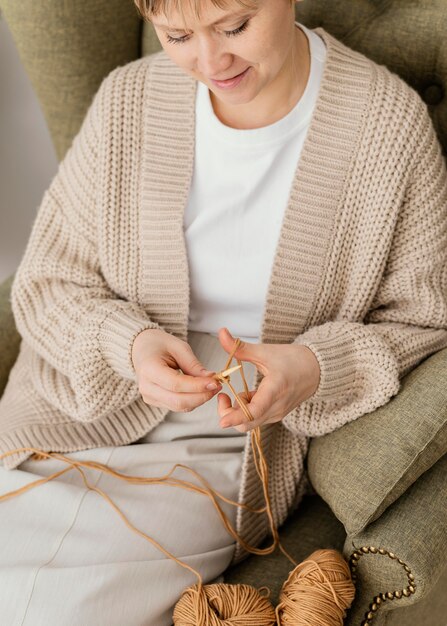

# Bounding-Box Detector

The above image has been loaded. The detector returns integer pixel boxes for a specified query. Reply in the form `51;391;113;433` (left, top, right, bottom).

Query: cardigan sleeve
10;75;163;423
284;104;447;437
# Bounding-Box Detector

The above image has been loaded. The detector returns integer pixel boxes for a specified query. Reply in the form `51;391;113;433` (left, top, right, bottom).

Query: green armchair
1;1;446;624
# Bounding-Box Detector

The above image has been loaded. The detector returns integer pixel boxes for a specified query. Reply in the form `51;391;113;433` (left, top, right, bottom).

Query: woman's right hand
131;328;222;412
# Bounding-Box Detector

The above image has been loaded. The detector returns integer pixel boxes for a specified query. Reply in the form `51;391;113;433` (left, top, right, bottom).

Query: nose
195;35;233;79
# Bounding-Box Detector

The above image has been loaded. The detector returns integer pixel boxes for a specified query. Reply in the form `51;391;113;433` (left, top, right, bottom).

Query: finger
222;393;278;433
217;393;232;418
171;343;217;379
217;327;263;366
226;415;268;433
141;380;220;412
145;360;221;394
217;391;264;432
230;412;284;433
219;378;275;428
217;389;255;419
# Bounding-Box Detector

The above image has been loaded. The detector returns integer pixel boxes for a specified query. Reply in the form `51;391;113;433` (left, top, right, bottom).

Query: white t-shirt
185;22;327;343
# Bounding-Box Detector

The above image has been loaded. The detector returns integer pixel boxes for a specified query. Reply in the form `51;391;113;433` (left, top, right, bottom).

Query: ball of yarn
173;582;276;625
276;549;356;625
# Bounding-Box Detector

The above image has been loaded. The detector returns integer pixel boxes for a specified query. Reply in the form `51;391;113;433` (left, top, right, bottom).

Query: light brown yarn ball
173;582;276;625
276;549;356;626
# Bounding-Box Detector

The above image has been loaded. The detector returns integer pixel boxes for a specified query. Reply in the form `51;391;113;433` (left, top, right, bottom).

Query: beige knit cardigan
1;27;447;565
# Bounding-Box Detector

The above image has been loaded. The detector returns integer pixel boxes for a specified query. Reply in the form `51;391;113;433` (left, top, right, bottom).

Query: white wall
0;12;58;284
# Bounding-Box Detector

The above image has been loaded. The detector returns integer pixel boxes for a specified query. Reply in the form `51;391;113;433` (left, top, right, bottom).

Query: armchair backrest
1;0;445;160
0;0;142;161
295;0;446;156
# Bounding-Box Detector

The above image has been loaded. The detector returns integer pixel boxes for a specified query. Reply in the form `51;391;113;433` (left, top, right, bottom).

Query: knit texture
1;27;446;566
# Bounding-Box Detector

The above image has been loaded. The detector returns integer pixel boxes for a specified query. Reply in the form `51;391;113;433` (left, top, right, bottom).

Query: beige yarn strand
0;337;355;623
0;338;297;571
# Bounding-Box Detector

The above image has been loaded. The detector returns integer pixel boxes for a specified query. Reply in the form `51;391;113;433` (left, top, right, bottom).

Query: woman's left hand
216;327;321;432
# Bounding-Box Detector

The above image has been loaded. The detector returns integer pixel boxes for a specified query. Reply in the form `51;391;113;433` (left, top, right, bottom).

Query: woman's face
150;0;299;110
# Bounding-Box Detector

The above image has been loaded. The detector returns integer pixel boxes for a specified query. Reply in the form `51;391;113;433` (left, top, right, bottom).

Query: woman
1;0;446;624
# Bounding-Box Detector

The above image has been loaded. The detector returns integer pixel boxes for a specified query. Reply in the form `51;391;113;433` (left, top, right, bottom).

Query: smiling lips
210;67;251;89
212;68;247;80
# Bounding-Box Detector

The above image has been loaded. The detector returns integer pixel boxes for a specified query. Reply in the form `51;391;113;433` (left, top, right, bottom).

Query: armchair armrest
306;347;447;536
0;273;21;397
343;453;447;625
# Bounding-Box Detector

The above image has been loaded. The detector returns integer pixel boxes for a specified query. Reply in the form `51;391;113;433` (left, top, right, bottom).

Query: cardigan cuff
97;309;162;382
294;329;357;403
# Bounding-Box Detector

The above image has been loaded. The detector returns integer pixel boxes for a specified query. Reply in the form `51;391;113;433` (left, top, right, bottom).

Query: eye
166;33;189;45
225;19;250;37
166;19;250;45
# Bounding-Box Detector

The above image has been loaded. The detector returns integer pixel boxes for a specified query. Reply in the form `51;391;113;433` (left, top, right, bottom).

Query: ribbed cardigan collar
140;27;371;346
139;27;373;563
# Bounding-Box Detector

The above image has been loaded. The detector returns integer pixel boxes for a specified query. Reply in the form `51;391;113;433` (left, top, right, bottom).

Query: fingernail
206;383;218;390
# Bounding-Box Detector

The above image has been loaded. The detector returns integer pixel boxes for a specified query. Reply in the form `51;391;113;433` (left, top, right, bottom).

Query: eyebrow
152;10;253;32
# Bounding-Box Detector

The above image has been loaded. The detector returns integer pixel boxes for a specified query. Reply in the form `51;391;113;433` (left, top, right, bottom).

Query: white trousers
0;332;255;626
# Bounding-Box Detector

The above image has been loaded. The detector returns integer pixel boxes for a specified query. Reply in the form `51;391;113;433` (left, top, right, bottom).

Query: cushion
307;346;447;535
343;453;447;625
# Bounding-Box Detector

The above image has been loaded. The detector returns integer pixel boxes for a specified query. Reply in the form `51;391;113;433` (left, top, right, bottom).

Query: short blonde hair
134;0;294;22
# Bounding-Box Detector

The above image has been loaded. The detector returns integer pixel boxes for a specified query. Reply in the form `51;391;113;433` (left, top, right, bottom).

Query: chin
209;86;258;106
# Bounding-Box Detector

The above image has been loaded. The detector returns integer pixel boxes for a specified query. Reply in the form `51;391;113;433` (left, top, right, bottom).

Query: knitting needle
213;364;242;379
